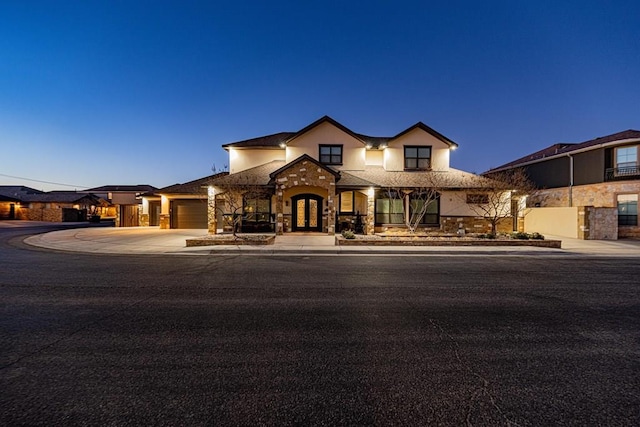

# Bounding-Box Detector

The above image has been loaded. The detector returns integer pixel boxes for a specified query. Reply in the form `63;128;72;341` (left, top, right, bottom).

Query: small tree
383;172;453;233
207;175;268;238
463;168;537;235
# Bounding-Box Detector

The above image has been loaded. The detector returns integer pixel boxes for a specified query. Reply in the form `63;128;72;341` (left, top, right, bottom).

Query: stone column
275;183;284;235
207;187;217;234
366;188;375;235
327;181;336;234
159;214;170;229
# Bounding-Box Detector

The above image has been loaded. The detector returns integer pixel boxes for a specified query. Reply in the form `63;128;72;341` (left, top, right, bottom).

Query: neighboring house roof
0;194;20;202
20;192;103;204
222;115;458;150
84;185;158;192
487;129;640;173
0;185;45;199
156;172;229;195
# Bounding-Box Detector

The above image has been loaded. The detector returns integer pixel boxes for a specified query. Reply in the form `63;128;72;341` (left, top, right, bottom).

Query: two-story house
485;129;640;239
148;116;509;235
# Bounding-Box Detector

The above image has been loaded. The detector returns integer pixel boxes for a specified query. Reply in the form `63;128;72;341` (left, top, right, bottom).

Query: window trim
615;145;639;169
319;144;343;165
404;145;432;171
617;193;638;227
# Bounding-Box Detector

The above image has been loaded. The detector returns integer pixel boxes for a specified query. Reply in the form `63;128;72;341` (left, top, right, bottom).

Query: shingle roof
85;185;158;192
156;172;229;195
222;132;295;149
0;186;45;198
20;192;102;204
210;161;285;187
342;167;490;188
487;129;640;172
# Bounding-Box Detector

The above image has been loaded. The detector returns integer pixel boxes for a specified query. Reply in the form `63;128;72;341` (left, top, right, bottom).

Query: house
0;186;104;222
147;116;511;235
82;185;158;227
485;129;640;239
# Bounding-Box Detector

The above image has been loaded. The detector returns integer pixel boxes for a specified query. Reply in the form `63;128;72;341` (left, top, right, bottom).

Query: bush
477;233;496;239
342;230;356;239
510;231;545;240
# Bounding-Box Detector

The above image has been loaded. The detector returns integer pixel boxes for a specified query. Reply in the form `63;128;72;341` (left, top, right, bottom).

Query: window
616;146;638;170
319;145;343;165
467;193;489;204
410;193;439;224
243;196;271;223
404;146;431;170
375;191;404;224
339;191;354;213
617;194;638;226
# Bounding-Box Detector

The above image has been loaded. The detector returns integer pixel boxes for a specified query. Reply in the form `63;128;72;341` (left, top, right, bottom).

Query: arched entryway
291;194;323;232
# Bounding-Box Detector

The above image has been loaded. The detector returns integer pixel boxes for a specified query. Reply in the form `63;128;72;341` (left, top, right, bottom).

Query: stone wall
25;203;64;222
440;216;512;234
273;159;336;235
582;207;618;240
159;213;170;229
530;181;640;208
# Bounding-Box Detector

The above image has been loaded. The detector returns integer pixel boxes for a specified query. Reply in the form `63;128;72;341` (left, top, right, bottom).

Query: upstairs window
319;145;343;165
404;146;431;170
616;146;638;170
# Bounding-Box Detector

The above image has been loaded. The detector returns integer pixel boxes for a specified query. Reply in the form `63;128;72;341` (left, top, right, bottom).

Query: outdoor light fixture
380;144;387;149
279;142;287;148
365;143;372;149
450;145;457;150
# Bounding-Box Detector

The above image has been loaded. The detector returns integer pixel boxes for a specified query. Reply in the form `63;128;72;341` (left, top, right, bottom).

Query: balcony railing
605;165;640;181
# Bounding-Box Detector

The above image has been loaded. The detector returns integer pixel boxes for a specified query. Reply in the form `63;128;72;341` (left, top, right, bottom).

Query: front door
292;194;323;232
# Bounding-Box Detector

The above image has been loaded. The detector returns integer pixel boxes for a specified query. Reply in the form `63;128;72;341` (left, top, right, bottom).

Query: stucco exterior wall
524;207;579;238
228;148;285;174
285;122;365;170
383;128;451;172
365;149;383;166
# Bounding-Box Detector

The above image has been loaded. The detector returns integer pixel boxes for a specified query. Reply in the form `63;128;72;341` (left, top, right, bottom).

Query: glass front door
292;194;323;231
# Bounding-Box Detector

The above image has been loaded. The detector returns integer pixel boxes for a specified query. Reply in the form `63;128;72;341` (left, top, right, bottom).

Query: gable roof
19;192;103;204
221;116;457;150
269;154;341;180
487;129;640;173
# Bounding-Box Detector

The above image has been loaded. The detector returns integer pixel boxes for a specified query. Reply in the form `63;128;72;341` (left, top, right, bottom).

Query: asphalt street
1;224;639;425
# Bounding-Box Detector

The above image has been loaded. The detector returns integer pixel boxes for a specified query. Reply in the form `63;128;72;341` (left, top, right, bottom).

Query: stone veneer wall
273;160;336;235
530;181;639;238
159;214;170;229
579;207;618;240
440;216;512;234
25;203;64;222
530;181;640;208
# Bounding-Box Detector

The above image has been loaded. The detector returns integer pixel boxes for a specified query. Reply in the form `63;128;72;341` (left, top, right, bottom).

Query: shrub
342;230;356;239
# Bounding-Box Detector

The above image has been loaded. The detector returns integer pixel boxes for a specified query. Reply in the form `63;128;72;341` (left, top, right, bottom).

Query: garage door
171;199;207;229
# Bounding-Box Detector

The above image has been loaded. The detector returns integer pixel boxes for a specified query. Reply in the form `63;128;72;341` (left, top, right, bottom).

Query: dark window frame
617;194;638;226
319;144;343;165
339;191;355;214
243;195;272;223
375;190;405;225
404;146;432;170
409;192;440;225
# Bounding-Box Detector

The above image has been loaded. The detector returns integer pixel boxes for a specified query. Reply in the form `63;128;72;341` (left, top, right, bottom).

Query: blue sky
1;0;638;191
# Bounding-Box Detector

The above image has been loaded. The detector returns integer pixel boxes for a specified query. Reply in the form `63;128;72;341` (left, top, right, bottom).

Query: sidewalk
21;226;640;256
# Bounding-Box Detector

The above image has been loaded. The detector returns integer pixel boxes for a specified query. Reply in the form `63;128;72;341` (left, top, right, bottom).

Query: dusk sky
1;1;638;191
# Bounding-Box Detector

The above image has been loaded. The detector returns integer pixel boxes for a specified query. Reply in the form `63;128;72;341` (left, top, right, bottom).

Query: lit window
617;194;638;226
404;146;431;170
375;191;404;224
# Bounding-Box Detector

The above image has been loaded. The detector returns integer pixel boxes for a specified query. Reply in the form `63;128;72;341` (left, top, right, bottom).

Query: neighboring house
147;116;511;234
0;186;44;220
485;129;640;239
82;185;158;227
0;186;104;222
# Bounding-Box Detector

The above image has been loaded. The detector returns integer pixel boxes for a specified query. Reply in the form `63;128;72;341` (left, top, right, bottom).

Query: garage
170;199;207;229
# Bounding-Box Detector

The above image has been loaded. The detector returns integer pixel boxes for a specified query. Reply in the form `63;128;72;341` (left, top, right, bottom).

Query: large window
243;196;271;223
319;145;343;165
404;146;431;170
616;146;638;170
410;193;440;224
375;191;404;224
617;194;638;226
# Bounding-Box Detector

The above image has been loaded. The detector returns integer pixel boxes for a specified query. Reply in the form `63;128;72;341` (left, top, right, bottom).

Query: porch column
327;182;336;234
366;187;375;235
275;184;284;235
207;186;217;234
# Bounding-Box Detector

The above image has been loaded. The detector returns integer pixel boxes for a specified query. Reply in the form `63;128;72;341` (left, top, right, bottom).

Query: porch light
380;144;387;149
279;142;287;148
450;145;457;150
365;143;372;149
367;187;375;198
